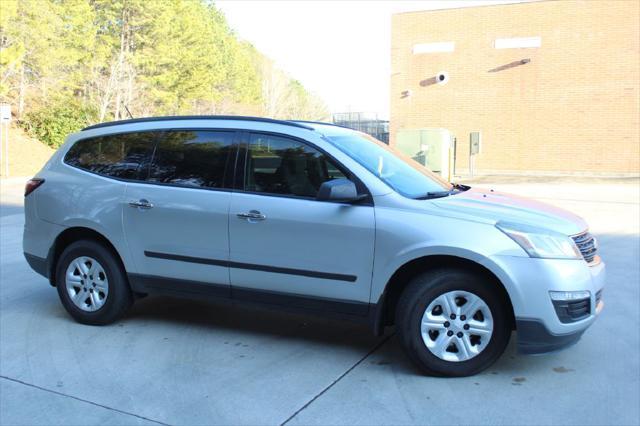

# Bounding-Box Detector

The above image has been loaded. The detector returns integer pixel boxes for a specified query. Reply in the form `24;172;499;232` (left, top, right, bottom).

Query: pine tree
0;0;330;147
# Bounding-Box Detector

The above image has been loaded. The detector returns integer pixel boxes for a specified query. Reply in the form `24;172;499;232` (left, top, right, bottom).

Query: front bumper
491;255;605;354
516;318;586;354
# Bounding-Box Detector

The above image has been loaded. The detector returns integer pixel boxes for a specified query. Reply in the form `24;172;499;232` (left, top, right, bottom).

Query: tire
396;268;511;377
55;239;133;325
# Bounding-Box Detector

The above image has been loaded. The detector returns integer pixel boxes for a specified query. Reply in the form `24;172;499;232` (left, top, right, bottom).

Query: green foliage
1;0;329;144
24;101;97;148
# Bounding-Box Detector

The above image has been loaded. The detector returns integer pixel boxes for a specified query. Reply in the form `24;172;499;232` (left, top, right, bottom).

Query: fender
373;246;521;303
53;218;135;274
369;246;524;336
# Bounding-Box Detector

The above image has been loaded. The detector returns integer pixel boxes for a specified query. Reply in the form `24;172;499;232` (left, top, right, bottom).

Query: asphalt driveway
1;176;638;426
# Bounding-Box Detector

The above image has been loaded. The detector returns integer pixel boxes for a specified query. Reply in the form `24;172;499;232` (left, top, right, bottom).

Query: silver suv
23;116;605;376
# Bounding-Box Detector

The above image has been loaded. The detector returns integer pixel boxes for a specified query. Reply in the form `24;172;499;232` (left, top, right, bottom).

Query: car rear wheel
55;240;133;325
396;268;511;376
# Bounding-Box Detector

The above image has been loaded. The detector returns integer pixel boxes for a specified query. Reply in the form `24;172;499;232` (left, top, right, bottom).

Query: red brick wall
390;0;640;175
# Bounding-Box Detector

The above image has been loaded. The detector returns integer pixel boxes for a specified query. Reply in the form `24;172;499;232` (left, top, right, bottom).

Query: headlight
496;221;582;259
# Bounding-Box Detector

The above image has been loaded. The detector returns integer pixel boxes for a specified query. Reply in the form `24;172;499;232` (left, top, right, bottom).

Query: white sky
216;0;532;118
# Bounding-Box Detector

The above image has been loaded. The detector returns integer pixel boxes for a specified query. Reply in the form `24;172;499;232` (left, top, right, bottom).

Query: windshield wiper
413;183;471;200
413;182;471;200
413;190;454;200
452;182;471;191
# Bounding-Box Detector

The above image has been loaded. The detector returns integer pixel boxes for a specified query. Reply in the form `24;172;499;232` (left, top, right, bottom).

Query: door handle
128;199;154;209
237;210;266;221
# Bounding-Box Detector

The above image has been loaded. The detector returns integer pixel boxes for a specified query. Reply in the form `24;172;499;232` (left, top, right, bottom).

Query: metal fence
332;112;389;144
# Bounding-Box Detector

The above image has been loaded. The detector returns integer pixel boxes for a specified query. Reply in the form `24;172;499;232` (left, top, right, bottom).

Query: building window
412;42;455;54
494;36;541;49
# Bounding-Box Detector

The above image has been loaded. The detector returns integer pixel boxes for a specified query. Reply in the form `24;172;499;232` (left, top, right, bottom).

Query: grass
0;124;54;178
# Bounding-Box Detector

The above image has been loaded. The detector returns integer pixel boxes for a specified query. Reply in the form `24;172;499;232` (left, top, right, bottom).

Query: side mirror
317;178;367;203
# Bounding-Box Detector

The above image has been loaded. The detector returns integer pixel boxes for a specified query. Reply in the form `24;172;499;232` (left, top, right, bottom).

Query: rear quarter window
64;132;158;180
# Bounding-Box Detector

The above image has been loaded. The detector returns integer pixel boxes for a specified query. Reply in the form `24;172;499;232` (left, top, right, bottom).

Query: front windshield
324;131;452;198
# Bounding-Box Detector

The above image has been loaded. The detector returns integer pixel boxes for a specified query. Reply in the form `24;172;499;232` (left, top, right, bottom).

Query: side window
147;130;234;189
64;132;157;179
244;133;346;198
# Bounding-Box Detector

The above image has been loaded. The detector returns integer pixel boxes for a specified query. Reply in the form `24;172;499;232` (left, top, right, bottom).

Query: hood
433;187;587;235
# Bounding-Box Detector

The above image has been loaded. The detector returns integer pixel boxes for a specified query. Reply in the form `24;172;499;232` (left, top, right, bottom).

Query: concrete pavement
1;177;638;425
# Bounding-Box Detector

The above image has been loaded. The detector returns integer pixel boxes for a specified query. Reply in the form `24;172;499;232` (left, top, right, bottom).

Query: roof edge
392;0;548;17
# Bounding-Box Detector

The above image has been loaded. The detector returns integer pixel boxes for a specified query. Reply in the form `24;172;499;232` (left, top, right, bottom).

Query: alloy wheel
65;256;109;312
421;290;494;362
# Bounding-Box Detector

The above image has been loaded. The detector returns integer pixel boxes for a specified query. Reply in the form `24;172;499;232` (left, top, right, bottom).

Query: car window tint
64;132;157;179
245;133;346;198
147;130;234;189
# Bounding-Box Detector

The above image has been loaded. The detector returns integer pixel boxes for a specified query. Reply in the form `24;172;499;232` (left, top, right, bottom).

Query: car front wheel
396;268;511;376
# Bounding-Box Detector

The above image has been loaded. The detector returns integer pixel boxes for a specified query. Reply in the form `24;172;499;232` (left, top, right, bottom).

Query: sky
216;0;533;119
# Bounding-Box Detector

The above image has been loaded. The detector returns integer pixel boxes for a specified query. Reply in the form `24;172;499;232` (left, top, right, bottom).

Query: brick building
390;0;639;176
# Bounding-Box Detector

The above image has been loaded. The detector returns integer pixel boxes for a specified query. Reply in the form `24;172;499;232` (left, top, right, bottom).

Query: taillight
24;178;45;196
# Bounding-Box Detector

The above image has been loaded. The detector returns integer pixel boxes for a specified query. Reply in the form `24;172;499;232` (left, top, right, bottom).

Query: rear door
122;129;237;296
228;132;375;311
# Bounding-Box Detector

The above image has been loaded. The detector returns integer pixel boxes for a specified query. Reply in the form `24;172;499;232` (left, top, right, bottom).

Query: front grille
572;231;598;263
553;297;591;323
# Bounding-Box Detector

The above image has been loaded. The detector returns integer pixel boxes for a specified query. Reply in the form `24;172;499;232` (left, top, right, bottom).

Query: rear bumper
24;252;48;279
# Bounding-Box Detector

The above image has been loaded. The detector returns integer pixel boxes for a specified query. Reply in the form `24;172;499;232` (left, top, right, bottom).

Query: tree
0;0;330;147
0;0;95;117
256;55;330;120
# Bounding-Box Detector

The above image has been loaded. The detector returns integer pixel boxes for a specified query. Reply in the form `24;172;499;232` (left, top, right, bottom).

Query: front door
228;132;375;312
123;129;237;295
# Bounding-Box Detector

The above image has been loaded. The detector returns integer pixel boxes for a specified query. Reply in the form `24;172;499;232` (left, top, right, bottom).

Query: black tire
55;239;133;325
396;268;511;377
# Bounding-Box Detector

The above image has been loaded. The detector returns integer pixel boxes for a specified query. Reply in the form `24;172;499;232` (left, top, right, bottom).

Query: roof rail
82;115;315;131
288;120;354;130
